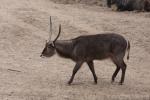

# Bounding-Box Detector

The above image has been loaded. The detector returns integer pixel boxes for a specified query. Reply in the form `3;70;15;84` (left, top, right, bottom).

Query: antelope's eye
48;44;55;48
48;45;52;48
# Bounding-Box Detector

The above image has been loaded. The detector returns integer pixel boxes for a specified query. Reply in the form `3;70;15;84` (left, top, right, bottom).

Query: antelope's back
72;33;127;60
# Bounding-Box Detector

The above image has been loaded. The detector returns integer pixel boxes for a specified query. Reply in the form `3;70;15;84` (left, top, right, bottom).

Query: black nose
40;54;43;57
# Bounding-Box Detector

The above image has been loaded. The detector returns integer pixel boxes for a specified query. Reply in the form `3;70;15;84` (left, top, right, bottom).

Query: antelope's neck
55;40;74;58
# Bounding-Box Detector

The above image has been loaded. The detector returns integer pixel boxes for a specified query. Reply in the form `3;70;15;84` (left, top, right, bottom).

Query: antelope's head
40;16;61;57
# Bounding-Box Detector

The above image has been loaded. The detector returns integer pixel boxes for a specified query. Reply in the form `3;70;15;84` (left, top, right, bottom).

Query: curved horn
49;16;52;40
53;24;61;43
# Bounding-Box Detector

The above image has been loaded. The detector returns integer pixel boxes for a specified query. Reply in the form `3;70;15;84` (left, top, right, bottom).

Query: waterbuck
107;0;150;11
40;17;130;85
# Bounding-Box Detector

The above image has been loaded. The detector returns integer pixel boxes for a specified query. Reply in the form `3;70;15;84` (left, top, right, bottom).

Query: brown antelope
41;17;130;85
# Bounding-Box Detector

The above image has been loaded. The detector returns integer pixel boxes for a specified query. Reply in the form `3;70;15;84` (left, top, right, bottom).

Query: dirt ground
0;0;150;100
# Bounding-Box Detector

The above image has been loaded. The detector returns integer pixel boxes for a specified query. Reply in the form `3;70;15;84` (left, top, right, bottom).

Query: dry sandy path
0;0;150;100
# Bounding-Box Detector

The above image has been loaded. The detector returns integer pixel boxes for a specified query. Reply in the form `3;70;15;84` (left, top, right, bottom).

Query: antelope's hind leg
111;55;127;85
87;61;97;84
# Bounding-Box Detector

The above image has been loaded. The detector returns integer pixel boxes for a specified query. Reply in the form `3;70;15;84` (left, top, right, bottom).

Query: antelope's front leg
68;61;83;85
87;61;97;84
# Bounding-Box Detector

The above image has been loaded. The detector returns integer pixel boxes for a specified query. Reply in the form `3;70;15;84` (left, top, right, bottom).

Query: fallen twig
7;69;22;72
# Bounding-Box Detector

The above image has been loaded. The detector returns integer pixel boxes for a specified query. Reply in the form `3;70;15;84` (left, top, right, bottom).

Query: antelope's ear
45;40;50;47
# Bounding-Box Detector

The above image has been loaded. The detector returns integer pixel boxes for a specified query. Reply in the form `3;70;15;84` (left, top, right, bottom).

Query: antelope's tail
126;40;130;60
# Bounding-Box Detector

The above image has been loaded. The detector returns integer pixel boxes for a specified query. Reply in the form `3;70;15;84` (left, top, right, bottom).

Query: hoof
68;81;72;85
111;80;114;84
94;81;97;85
119;82;123;85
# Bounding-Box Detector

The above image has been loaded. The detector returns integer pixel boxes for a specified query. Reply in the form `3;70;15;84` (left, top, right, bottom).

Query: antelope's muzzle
40;54;44;58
